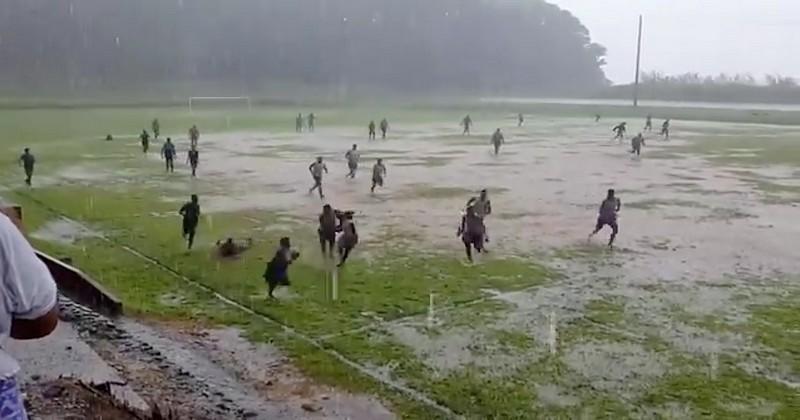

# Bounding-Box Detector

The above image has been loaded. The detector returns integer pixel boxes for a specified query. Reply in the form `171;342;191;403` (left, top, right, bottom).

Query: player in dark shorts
179;194;200;250
19;148;35;186
296;114;304;133
458;205;485;262
595;114;601;122
588;189;621;248
368;120;376;140
336;211;358;267
187;146;199;177
518;113;524;127
612;122;627;142
661;119;671;139
140;130;150;154
644;115;653;132
263;237;300;299
318;204;338;258
161;138;176;172
461;115;473;135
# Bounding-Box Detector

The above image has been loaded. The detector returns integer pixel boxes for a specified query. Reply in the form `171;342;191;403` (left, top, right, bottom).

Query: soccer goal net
188;96;252;112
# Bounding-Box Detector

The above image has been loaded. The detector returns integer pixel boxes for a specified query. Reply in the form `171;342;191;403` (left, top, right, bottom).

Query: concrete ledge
37;252;123;318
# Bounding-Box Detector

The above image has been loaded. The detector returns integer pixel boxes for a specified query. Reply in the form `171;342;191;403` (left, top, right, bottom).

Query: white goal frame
188;96;252;112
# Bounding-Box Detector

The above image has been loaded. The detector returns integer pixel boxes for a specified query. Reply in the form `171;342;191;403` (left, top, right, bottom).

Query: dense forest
598;71;800;105
0;0;608;96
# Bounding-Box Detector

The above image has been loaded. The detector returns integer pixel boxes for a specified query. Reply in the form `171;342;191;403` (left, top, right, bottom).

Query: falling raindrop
115;36;120;47
709;351;719;379
331;268;339;301
69;2;74;17
548;311;558;354
178;0;184;9
427;292;435;328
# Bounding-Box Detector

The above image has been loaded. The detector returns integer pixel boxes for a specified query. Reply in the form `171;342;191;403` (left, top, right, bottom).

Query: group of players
17;111;667;298
612;115;671;156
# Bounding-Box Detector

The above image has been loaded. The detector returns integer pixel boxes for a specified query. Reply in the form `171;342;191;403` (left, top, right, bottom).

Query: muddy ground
13;113;800;417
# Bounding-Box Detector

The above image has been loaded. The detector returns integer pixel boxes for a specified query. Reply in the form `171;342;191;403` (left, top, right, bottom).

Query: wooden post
634;15;643;107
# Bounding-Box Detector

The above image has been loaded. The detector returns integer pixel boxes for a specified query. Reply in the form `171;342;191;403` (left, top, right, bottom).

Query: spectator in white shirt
0;211;59;419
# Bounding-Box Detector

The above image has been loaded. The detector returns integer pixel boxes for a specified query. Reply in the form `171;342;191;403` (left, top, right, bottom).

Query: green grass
5;103;800;418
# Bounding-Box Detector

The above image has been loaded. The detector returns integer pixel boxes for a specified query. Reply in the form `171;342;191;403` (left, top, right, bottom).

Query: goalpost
188;96;252;113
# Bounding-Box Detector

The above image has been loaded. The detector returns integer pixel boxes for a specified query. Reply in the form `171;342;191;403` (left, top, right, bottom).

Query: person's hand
291;251;300;260
0;207;24;233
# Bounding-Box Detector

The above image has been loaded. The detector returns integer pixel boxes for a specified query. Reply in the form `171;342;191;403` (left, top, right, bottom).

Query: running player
491;128;505;155
318;204;337;258
152;118;160;139
264;237;300;299
308;157;328;199
368;120;376;140
661;119;671;139
588;189;621;248
161;138;176;172
457;204;485;262
518;113;524;127
189;125;200;148
179;194;200;250
630;133;645;156
345;144;360;179
595;114;601;123
371;159;387;193
380;118;389;139
296;114;304;133
644;114;653;132
461;115;473;135
140;130;150;154
466;189;492;244
19;148;35;186
187;146;199;177
612;122;627;142
336;211;358;267
308;113;315;132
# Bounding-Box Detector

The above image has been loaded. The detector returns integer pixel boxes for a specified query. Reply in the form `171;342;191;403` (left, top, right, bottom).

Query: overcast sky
548;0;800;84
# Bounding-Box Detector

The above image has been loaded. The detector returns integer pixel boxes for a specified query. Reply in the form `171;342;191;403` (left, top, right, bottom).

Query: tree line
0;0;608;97
597;71;800;104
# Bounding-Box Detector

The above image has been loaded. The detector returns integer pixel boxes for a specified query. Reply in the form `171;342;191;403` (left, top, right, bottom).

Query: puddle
31;218;102;245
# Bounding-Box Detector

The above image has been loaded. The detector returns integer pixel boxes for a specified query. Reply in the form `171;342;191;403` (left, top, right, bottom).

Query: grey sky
548;0;800;84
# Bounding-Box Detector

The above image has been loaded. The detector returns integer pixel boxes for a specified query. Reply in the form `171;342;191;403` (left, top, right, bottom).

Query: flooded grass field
2;105;800;418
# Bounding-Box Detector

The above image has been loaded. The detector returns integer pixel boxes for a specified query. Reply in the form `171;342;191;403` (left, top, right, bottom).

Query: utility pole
633;15;643;107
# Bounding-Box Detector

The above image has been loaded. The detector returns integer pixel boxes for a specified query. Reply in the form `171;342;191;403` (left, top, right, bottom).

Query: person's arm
1;214;58;340
486;201;492;215
179;204;187;217
324;164;328;174
616;199;622;212
308;163;315;174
